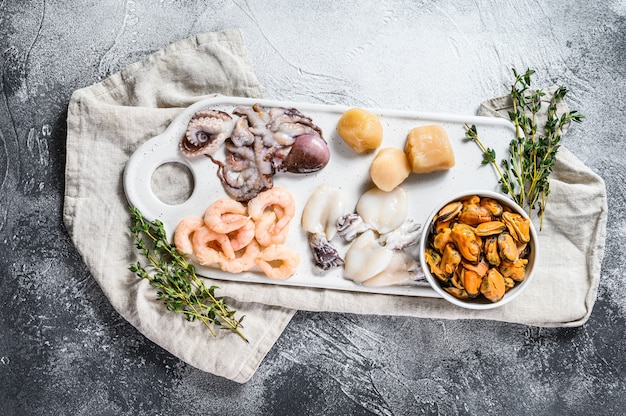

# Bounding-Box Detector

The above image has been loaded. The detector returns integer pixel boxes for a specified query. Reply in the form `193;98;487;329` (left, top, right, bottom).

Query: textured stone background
1;1;625;415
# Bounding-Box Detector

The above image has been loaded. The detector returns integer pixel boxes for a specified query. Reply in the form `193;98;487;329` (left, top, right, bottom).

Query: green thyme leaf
464;69;584;228
128;206;248;342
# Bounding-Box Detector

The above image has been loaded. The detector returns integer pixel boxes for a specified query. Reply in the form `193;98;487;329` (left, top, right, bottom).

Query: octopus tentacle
231;116;255;147
184;104;329;202
180;110;235;157
212;156;268;202
225;141;256;172
233;105;269;128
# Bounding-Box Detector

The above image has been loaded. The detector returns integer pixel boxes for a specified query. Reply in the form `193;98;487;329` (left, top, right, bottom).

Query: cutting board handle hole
150;161;194;205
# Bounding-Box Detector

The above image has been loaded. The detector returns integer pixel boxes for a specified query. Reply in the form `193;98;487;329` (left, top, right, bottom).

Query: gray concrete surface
1;1;625;415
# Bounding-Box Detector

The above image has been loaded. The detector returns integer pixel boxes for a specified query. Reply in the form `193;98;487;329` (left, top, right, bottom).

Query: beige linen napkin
216;90;607;327
64;30;607;383
64;30;296;383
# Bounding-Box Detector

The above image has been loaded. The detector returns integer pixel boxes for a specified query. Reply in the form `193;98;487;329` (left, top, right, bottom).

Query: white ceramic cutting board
123;96;516;297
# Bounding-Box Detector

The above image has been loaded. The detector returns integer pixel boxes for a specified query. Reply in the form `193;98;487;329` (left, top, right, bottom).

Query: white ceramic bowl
419;190;539;309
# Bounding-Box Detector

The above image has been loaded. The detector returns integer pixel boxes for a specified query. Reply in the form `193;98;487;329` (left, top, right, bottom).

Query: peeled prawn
173;217;204;257
248;187;295;246
204;198;249;234
255;244;300;280
226;217;256;251
192;226;235;264
218;240;260;274
248;187;295;230
254;210;290;246
173;189;300;280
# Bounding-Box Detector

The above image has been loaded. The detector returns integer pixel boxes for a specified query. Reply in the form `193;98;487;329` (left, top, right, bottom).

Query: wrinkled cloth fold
65;30;296;383
64;30;607;383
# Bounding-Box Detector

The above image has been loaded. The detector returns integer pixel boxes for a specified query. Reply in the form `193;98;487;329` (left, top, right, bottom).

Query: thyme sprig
465;68;584;228
129;206;248;342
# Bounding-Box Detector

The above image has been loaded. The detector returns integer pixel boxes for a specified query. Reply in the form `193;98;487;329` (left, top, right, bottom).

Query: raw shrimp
255;244;300;280
248;187;295;225
173;217;204;257
204;198;249;234
192;226;235;264
218;240;260;274
227;217;255;251
248;187;295;245
253;210;289;246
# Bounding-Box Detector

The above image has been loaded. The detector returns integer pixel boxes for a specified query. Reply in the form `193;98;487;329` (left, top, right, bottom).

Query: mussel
502;212;531;243
450;223;481;262
424;194;533;303
481;269;506;302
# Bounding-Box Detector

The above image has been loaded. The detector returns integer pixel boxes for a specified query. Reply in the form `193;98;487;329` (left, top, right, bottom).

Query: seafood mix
175;102;533;299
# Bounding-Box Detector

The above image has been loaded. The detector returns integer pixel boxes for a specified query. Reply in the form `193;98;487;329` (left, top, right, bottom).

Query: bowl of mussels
419;190;539;309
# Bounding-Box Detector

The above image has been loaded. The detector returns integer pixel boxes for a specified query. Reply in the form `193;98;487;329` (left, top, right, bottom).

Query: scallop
356;187;408;234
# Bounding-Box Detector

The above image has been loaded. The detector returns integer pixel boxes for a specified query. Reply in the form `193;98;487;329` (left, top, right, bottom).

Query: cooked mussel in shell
480;197;504;217
474;221;507;236
436;201;462;223
425;194;533;303
481;269;506;302
499;258;528;282
497;233;518;262
502;212;531;243
440;243;462;277
444;286;470;300
484;235;500;266
461;267;483;297
450;223;480;263
458;204;492;226
424;248;446;282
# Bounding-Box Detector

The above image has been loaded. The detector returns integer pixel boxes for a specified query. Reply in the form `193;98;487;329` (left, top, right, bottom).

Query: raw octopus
179;110;235;157
179;104;330;202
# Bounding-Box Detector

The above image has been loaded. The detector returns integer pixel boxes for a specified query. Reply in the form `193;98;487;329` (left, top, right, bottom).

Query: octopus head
276;133;330;173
